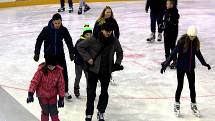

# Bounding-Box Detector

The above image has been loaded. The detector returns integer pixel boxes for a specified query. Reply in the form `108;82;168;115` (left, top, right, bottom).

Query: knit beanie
187;25;198;37
82;24;92;36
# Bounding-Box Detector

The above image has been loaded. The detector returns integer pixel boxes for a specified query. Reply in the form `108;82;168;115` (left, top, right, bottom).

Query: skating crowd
26;0;211;120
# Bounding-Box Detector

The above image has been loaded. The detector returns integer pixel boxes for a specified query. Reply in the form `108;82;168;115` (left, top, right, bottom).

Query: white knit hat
187;25;198;37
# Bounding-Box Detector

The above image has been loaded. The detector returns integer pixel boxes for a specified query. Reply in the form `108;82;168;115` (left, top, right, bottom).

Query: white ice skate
147;32;155;43
191;103;200;117
174;102;181;117
157;32;162;41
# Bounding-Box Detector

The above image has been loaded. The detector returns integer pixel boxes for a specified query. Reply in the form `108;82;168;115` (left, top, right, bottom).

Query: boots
85;115;92;121
74;87;80;98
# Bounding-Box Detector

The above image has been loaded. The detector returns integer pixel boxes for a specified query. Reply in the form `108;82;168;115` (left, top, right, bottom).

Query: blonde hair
97;6;114;25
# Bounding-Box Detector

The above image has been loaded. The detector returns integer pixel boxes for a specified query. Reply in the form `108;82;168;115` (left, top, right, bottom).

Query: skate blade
194;112;200;118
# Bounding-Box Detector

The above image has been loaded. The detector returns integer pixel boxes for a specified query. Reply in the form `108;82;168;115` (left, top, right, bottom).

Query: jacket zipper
54;30;57;55
189;41;193;71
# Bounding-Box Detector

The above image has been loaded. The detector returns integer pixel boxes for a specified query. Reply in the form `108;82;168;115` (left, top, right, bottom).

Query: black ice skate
65;92;72;101
78;7;82;15
174;102;180;117
74;87;80;98
157;32;162;41
85;115;92;121
191;103;200;117
97;112;105;121
170;61;176;69
58;7;65;12
147;32;155;42
84;5;91;13
69;7;73;13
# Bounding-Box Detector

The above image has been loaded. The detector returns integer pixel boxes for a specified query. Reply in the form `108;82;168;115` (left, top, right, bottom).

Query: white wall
0;0;16;3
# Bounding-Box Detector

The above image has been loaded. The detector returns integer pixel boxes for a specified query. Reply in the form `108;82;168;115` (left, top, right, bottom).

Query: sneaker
65;92;72;101
146;32;155;42
69;7;73;13
157;32;162;41
58;7;65;12
74;87;80;98
85;115;92;121
78;7;82;15
84;5;91;12
97;112;105;121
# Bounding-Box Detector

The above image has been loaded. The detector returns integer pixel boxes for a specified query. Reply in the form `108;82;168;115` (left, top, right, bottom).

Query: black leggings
175;69;196;103
60;0;73;8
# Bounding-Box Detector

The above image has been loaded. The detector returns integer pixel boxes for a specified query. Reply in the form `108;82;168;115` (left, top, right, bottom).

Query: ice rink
0;0;215;121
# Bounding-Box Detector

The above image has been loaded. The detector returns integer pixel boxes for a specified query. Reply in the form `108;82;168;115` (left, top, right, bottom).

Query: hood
48;19;63;30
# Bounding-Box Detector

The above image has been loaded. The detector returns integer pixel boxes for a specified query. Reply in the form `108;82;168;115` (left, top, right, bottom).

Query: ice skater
73;24;92;98
160;0;180;69
78;0;91;15
77;22;123;121
93;6;120;39
58;0;73;13
145;0;166;42
27;55;65;121
161;26;211;117
33;13;75;101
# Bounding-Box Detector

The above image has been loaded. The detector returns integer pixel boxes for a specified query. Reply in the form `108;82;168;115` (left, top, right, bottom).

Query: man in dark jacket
33;13;75;101
77;22;123;121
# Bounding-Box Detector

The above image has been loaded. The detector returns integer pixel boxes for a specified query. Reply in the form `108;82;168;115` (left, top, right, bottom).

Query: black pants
164;26;178;60
150;12;163;33
86;71;111;115
56;55;69;93
175;69;196;103
60;0;73;8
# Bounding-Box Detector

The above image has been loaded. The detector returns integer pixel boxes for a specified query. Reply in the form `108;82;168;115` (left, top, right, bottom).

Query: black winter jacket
163;34;208;71
93;17;120;39
34;20;74;56
161;7;180;31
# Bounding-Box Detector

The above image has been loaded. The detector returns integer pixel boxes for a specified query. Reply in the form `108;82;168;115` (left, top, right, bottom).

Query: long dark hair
180;34;200;53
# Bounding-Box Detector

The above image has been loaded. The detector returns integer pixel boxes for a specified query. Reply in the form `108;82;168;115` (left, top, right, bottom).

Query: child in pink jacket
27;55;65;121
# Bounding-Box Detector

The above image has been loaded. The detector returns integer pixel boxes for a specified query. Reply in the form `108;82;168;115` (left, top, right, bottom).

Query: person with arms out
161;26;211;117
33;13;75;101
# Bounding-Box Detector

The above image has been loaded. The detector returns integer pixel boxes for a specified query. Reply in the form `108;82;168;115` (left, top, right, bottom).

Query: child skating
27;55;65;121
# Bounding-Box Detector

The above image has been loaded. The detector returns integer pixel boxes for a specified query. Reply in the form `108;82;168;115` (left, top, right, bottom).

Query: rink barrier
0;0;141;8
1;84;215;100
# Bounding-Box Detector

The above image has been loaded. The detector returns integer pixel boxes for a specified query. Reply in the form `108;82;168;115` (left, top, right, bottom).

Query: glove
160;67;166;74
112;64;124;72
160;61;167;74
33;54;39;62
204;63;211;70
58;97;64;108
70;54;74;61
26;92;34;103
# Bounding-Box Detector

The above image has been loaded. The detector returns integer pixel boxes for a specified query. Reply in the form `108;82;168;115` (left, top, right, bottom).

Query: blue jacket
163;34;207;71
34;20;74;56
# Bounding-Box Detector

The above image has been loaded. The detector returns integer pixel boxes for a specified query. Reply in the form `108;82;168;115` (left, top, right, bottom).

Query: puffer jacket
28;63;65;98
34;19;74;56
